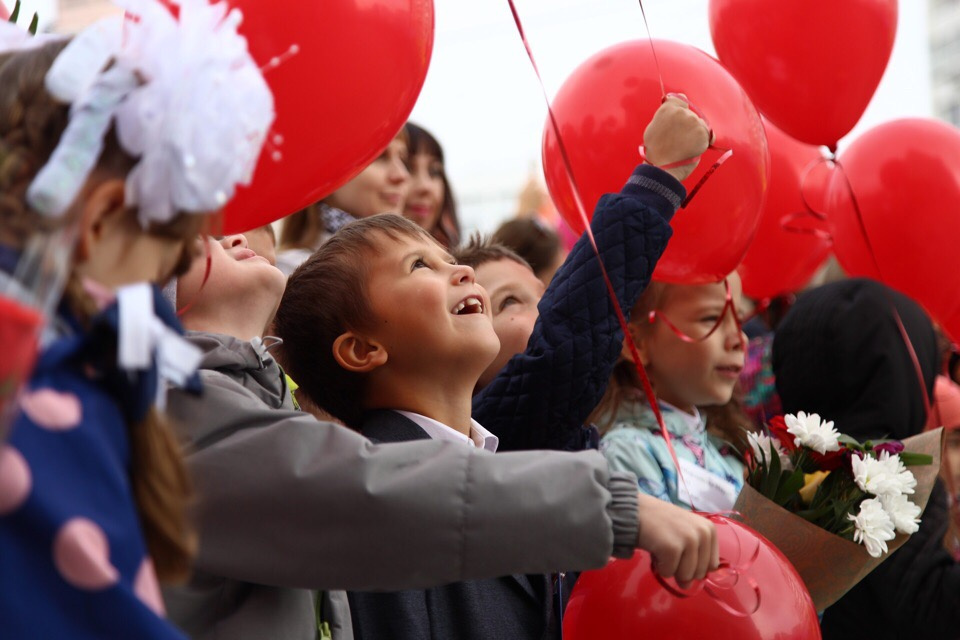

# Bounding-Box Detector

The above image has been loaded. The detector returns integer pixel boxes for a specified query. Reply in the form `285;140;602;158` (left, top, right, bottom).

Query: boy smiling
276;214;718;639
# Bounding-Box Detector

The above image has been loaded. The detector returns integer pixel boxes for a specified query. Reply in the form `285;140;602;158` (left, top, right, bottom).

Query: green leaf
899;452;933;466
774;466;805;506
838;434;863;447
27;12;37;35
762;441;782;499
9;0;21;24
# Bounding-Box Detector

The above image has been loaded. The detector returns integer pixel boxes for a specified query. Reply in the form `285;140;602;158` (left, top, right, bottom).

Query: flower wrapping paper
732;427;944;612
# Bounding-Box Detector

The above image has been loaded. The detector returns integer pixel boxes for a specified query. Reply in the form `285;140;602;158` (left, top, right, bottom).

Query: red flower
767;416;798;453
809;449;846;471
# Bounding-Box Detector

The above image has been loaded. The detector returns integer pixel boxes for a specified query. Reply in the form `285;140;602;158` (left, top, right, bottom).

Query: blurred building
56;0;118;34
930;0;960;125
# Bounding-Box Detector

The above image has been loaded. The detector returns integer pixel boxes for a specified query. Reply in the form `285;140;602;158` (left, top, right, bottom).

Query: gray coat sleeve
168;371;639;592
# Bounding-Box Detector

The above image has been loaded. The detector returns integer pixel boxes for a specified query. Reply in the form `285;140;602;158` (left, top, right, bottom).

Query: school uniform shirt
351;409;558;640
396;410;499;451
601;399;744;512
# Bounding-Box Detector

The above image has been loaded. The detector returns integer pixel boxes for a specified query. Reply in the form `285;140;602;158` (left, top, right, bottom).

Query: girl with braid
0;2;273;637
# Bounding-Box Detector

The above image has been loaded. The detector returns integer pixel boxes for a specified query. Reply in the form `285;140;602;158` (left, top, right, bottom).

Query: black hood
773;278;938;441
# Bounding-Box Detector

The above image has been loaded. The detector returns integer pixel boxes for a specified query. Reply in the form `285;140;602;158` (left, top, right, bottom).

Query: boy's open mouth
452;296;484;315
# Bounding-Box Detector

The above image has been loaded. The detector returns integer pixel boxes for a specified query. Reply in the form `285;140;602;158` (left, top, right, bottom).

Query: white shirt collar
396;411;499;452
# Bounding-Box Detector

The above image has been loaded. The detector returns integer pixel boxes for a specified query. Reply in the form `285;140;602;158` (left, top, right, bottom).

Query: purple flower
874;442;905;456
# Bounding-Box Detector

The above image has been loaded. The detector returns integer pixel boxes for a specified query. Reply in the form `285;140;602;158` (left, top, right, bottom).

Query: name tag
676;458;739;512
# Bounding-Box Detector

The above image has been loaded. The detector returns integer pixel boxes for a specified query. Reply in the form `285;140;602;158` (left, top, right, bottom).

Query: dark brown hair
0;41;198;583
452;232;530;271
492;217;562;280
405;122;460;248
274;214;432;427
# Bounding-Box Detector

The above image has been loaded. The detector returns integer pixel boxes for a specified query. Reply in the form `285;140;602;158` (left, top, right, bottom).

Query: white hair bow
24;0;274;227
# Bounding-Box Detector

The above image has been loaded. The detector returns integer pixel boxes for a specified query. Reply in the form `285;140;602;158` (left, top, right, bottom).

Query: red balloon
709;0;897;149
542;40;768;284
563;516;820;640
738;120;831;300
0;3;8;21
826;118;960;343
218;0;434;234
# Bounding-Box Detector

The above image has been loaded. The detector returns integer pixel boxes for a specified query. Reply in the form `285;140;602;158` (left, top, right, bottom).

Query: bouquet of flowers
734;411;943;611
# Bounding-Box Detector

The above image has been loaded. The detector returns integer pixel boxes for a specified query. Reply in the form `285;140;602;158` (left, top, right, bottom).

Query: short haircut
453;232;531;271
492;217;562;280
274;214;433;427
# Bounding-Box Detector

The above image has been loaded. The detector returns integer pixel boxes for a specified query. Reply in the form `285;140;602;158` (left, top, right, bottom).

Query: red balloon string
647;278;746;353
176;236;212;318
636;0;665;99
504;0;693;507
652;513;762;616
830;159;933;418
778;156;833;240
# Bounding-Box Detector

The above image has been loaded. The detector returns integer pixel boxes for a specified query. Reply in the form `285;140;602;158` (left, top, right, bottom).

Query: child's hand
642;95;713;182
635;493;719;585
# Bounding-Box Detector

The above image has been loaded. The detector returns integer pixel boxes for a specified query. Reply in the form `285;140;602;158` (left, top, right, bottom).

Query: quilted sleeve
473;164;684;451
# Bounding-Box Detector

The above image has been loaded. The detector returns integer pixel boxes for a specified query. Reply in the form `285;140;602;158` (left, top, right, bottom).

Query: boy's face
635;274;747;413
178;234;285;319
361;232;500;379
473;257;545;389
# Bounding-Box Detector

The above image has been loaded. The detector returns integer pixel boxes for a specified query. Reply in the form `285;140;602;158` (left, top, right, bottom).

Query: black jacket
350;410;556;640
774;278;960;639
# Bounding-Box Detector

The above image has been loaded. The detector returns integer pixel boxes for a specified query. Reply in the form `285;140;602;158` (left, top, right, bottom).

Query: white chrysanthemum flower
852;452;917;498
747;431;793;471
849;498;896;558
878;452;917;496
784;411;841;454
881;493;922;534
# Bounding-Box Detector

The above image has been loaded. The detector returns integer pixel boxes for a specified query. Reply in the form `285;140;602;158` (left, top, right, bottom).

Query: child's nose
222;234;248;249
451;263;475;285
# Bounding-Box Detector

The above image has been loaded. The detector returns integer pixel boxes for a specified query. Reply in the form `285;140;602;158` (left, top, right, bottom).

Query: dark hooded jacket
774;278;959;639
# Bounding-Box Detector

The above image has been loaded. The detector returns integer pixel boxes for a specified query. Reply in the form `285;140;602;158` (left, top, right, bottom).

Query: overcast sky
411;0;933;233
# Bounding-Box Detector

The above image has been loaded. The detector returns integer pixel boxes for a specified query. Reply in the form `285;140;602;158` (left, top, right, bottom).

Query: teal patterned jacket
600;399;744;510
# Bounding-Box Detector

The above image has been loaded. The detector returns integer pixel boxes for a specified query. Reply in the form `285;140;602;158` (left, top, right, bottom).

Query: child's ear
75;178;128;262
332;331;388;373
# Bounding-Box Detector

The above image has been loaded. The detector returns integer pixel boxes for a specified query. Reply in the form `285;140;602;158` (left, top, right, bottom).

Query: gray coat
162;332;639;640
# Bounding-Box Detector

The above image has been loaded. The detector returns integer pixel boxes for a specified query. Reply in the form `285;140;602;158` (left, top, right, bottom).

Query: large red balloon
826;118;960;343
709;0;897;149
218;0;434;234
738;120;831;300
563;516;820;640
542;40;768;284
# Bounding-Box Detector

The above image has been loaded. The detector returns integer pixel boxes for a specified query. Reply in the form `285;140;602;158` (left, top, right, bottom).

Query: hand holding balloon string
642;94;714;182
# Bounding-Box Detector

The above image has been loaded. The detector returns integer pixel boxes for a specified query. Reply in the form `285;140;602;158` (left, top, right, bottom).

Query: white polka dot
19;389;82;431
134;558;166;616
0;446;31;515
53;518;119;590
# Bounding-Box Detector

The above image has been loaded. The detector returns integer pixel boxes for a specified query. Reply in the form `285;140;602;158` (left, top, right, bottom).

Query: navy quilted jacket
473;164;684;452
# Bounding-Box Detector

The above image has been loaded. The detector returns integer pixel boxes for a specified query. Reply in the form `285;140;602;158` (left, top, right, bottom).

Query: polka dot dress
0;336;186;638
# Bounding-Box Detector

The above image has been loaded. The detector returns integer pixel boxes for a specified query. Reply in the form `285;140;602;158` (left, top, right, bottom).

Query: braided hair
0;41;198;583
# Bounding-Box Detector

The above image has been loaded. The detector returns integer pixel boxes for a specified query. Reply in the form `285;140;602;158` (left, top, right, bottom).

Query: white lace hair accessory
0;20;65;54
24;0;274;228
